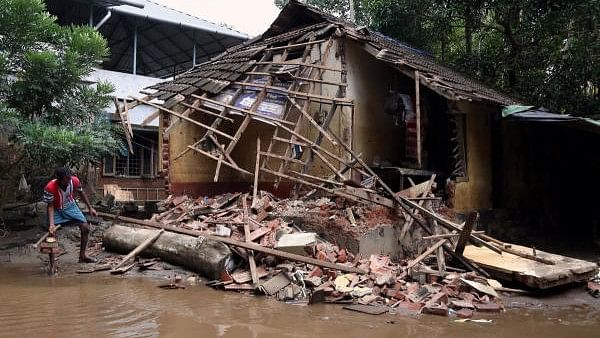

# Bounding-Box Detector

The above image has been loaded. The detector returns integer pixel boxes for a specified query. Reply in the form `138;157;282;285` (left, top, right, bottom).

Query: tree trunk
103;225;233;280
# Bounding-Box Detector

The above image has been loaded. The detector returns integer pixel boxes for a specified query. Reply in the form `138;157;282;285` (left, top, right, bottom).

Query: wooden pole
252;138;261;205
97;212;365;274
415;70;422;168
455;211;478;255
242;195;259;287
111;229;164;271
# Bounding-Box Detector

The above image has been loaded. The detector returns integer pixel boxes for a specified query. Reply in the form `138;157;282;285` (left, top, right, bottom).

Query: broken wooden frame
135;34;524;276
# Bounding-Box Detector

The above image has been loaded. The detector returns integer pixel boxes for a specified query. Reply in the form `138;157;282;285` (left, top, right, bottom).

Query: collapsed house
121;1;599;283
137;0;516;212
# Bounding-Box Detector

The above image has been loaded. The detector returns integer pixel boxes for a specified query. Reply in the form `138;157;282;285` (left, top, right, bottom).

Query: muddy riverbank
1;223;599;337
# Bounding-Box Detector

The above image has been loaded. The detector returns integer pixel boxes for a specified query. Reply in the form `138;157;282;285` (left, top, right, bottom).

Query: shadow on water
0;264;599;338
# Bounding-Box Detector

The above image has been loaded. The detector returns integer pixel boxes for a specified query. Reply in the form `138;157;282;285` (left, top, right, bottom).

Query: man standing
43;167;97;263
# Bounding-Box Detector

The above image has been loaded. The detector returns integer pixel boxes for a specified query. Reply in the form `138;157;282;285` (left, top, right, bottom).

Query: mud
1;224;599;338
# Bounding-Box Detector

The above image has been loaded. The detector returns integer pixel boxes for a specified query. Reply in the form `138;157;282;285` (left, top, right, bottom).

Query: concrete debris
97;183;597;319
276;233;317;256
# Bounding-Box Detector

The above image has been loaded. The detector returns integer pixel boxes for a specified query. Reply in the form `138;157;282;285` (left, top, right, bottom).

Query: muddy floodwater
0;264;599;338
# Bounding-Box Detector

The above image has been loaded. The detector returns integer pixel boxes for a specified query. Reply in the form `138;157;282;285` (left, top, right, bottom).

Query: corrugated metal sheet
110;0;248;40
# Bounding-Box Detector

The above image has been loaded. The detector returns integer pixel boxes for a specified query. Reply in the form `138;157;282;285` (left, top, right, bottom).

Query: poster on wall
232;77;290;125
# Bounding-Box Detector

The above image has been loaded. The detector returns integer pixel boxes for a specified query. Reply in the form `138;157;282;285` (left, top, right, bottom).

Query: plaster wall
453;101;496;211
344;39;410;167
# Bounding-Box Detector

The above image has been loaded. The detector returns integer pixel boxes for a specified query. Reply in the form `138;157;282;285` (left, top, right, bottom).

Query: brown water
1;264;599;338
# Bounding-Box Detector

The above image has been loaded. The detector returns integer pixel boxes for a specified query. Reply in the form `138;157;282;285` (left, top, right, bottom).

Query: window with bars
103;133;157;178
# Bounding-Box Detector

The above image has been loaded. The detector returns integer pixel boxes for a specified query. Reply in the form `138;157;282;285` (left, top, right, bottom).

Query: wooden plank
213;154;223;182
261;151;304;165
463;244;598;289
113;97;133;154
261;168;334;193
399;196;502;254
288;170;344;186
436;246;446;274
405;239;447;271
140;109;160;126
399;175;436;241
396;179;432;199
287;97;337;145
187;145;252;176
131;96;236;141
190;94;295;127
208;134;239;171
179;101;234;122
96;212;366;274
233;81;353;105
252;138;261;205
242;195;259;287
455;211;478;255
112;229;164;271
415;70;422;168
337;186;395;208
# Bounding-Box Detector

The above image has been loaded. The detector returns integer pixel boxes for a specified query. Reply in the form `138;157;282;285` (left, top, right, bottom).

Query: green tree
0;0;122;203
276;0;600;117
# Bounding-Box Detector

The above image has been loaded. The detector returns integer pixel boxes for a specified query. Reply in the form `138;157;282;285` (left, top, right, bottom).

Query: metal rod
133;23;138;75
94;10;112;29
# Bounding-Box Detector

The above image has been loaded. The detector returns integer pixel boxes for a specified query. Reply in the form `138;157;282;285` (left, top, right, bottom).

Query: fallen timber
103;225;232;280
97;212;366;274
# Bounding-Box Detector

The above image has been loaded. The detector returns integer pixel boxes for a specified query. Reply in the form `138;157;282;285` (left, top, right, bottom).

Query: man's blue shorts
52;200;87;225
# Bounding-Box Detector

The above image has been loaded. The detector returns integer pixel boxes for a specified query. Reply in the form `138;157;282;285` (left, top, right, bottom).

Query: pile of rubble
139;191;503;317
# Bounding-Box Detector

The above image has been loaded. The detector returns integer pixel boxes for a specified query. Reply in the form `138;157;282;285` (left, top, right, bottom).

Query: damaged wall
345;39;409;167
453;101;496;211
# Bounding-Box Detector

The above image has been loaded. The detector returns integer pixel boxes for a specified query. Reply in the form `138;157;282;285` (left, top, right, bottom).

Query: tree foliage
276;0;600;117
0;0;122;183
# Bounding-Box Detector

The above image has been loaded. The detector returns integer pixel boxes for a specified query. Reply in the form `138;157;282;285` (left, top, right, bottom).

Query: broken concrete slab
276;232;317;256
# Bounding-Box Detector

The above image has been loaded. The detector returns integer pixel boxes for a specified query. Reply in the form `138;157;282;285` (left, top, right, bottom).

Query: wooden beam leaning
130;96;236;141
286;97;337;145
252;138;261;204
415;70;422;168
111;229;164;271
113;97;133;154
261;151;305;165
164;97;201;136
174;87;244;162
179;101;235;123
260;168;334;193
232;81;353;106
454;211;478;255
190;94;295;127
399;197;502;254
223;77;273;156
187;145;252;176
399;174;436;241
242;195;259;287
96;212;365;274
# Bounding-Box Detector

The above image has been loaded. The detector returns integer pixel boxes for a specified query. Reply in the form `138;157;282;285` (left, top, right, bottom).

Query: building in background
45;0;248;201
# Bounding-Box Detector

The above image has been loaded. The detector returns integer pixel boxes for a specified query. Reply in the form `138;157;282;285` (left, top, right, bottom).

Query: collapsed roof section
147;0;516;105
131;0;518;208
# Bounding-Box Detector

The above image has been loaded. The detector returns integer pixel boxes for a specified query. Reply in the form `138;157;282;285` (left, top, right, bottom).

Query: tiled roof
147;0;517;106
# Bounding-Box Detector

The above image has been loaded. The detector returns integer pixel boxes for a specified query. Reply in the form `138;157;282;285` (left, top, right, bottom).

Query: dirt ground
0;221;196;282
